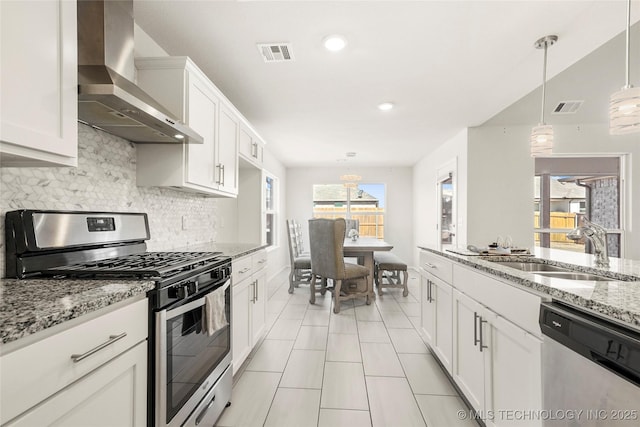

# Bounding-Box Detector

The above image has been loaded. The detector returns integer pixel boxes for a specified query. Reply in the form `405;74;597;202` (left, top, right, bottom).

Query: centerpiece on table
348;229;359;241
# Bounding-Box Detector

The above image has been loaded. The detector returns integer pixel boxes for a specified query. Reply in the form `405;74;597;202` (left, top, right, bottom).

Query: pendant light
610;0;640;135
530;35;558;157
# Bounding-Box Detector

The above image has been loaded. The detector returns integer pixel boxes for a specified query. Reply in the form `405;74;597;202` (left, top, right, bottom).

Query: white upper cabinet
218;104;239;194
135;57;239;197
239;124;264;167
0;0;78;167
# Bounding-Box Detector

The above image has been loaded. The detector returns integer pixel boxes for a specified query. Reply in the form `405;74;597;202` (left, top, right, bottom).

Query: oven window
165;288;230;422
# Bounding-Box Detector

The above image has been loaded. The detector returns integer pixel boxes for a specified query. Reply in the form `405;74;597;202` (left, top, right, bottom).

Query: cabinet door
239;126;264;166
0;0;77;166
487;316;542;427
217;105;239;195
432;276;453;374
452;290;487;412
420;272;435;345
7;342;147;427
186;74;217;189
251;273;267;347
232;279;251;374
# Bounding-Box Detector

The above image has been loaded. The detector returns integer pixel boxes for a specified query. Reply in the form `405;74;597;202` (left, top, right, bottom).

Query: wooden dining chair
308;218;372;313
286;219;311;293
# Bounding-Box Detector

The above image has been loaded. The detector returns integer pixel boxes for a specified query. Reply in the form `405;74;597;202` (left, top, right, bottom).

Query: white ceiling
134;0;640;167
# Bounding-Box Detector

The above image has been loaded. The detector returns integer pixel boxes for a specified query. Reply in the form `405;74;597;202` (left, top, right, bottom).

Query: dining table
343;237;393;297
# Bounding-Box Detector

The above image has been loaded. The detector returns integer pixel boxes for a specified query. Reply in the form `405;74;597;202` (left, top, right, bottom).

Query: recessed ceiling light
174;134;184;140
378;102;394;111
323;35;347;52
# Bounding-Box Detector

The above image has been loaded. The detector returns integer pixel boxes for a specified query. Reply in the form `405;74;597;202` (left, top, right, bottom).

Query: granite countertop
0;278;155;345
173;242;268;259
0;242;266;346
418;246;640;330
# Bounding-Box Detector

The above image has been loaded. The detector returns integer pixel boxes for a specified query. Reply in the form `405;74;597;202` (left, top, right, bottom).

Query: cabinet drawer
252;249;267;273
232;255;253;285
419;250;453;283
453;264;542;337
0;298;148;424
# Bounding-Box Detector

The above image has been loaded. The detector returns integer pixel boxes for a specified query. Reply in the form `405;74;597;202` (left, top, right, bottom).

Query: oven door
155;279;231;427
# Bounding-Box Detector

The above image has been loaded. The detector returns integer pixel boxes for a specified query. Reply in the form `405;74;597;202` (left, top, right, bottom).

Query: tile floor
217;271;478;427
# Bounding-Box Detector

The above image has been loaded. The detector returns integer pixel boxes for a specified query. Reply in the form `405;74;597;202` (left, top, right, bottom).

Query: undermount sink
489;260;629;282
491;262;567;272
530;271;614;281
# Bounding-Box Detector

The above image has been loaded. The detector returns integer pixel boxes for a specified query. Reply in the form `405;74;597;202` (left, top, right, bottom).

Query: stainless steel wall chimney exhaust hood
77;0;202;144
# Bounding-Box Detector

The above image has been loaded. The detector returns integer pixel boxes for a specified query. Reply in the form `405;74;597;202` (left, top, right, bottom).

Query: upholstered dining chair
292;220;309;257
308;218;372;313
287;220;311;293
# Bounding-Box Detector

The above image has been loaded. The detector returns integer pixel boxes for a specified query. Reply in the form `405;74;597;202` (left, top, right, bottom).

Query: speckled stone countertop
173;242;268;259
0;243;265;346
418;246;640;330
0;279;155;345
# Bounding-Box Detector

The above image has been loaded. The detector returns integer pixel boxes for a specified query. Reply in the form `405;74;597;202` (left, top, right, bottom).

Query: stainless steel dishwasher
540;302;640;426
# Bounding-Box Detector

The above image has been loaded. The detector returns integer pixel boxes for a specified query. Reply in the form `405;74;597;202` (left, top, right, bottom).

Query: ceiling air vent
257;43;294;63
552;100;584;114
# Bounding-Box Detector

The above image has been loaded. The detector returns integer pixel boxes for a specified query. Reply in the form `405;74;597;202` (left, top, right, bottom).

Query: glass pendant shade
530;124;554;157
343;181;358;189
610;86;640;135
530;35;557;157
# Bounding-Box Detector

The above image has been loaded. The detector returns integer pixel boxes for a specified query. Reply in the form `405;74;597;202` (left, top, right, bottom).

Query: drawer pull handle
424;262;437;269
71;332;127;363
239;267;251;274
258;259;266;264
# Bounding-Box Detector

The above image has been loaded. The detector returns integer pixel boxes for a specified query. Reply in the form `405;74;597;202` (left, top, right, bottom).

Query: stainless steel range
5;210;233;427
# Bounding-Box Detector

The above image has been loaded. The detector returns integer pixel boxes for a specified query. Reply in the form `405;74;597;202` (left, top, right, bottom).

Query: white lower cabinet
489;314;542;427
0;298;148;426
251;273;267;346
452;290;489;413
419;249;543;427
232;277;252;372
232;250;267;373
420;270;453;374
453;289;542;427
6;342;147;427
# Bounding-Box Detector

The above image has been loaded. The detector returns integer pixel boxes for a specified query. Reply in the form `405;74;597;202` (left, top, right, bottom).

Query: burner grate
46;251;224;279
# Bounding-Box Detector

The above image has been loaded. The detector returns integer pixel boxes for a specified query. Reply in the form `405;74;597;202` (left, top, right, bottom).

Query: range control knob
168;284;188;300
187;280;199;295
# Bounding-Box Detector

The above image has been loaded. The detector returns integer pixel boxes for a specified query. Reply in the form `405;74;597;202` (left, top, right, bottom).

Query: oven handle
165;279;230;321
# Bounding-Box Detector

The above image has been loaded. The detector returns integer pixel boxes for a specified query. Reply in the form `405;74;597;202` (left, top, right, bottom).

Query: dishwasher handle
591;351;640;388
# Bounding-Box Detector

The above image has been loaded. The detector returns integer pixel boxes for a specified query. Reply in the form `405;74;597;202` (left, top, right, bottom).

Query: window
312;183;385;239
264;173;277;246
534;157;623;257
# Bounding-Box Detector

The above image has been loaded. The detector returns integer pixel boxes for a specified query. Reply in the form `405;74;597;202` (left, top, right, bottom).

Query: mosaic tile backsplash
0;124;220;277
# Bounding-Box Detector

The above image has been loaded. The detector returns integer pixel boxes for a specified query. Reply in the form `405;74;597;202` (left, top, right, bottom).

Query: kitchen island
416;245;640;427
418;246;640;330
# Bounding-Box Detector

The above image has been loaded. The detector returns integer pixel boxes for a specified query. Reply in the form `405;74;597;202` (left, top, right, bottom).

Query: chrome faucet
566;217;609;268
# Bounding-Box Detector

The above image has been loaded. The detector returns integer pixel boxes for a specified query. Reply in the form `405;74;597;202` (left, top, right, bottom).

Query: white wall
466;125;534;250
412;129;468;266
287;166;413;266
